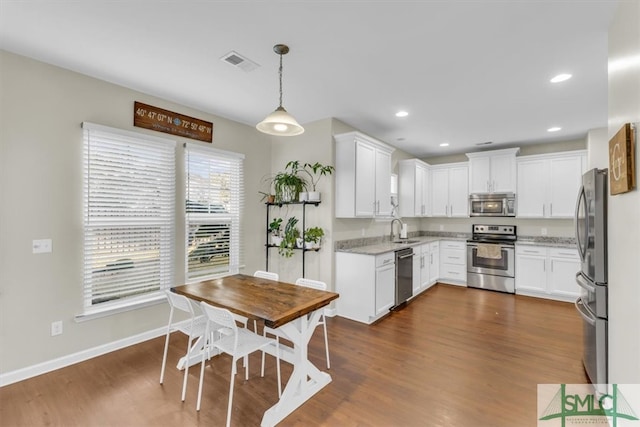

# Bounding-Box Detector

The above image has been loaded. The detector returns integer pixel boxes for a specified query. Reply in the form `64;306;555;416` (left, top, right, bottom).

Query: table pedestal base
261;309;332;427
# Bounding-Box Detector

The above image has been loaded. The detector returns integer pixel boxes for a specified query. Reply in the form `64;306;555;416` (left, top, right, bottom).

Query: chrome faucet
390;218;404;242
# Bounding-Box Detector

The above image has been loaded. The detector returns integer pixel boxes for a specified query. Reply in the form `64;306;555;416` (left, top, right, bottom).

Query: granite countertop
516;236;576;249
335;233;469;255
336;233;576;255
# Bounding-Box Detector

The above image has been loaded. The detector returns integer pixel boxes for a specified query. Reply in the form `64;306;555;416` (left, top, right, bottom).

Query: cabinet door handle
543;260;546;272
556;252;576;257
543;204;545;217
550;203;553;216
550;260;554;272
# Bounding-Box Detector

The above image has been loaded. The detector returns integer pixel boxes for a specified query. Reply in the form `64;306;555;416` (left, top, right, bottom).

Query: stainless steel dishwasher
393;247;413;309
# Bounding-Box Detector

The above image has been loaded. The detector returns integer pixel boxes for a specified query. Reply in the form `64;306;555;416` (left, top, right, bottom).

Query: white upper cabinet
466;148;519;194
335;132;395;218
398;159;430;217
516;150;586;218
430;162;468;217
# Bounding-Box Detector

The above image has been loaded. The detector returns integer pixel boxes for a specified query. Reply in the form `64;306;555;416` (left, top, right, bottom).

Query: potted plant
272;162;308;203
302;162;335;201
278;217;300;257
304;226;324;249
268;217;283;246
259;191;275;204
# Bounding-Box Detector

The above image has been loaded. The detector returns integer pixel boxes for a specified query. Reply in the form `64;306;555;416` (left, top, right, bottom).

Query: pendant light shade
256;44;304;136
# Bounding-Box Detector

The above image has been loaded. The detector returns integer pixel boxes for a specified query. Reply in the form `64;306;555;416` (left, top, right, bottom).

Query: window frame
78;122;176;319
184;143;244;282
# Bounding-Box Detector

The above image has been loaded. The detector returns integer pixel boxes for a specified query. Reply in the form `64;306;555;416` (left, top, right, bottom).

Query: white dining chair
197;302;281;427
261;277;331;390
160;290;208;402
253;270;279;281
295;278;331;369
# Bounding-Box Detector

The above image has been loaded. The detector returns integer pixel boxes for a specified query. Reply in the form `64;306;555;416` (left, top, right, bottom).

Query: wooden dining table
172;274;339;427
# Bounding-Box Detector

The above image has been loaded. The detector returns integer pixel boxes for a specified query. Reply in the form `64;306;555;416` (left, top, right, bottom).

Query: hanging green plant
278;217;300;257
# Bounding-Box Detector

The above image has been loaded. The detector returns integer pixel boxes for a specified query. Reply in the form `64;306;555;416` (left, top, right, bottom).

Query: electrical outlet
33;239;52;254
361;228;365;237
439;225;444;231
51;321;63;336
541;228;548;236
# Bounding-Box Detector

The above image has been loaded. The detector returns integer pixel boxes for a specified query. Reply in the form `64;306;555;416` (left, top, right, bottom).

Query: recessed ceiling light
550;73;572;83
439;142;450;147
395;111;409;118
547;127;562;132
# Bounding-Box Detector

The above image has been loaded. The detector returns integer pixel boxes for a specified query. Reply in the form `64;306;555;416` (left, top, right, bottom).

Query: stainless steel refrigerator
574;168;608;388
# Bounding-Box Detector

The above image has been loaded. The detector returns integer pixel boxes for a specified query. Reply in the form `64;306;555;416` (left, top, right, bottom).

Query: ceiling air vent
220;51;260;72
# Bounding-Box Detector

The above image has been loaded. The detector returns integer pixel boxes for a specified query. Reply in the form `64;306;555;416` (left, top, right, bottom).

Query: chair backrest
254;270;279;281
166;290;196;315
295;278;327;291
200;302;238;333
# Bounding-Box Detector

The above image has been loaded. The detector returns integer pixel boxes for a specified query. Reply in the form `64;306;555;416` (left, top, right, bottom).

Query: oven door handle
575;297;596;326
398;253;414;260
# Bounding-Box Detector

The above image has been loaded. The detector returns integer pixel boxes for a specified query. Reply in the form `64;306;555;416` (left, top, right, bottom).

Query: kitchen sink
392;239;419;244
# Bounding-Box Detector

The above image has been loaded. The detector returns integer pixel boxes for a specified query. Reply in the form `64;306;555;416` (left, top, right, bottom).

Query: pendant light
256;44;304;136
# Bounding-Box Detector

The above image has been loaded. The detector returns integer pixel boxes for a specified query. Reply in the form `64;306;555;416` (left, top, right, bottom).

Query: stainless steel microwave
469;193;516;217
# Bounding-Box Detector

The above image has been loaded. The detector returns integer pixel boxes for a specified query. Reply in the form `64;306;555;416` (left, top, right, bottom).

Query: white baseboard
0;325;168;387
324;307;338;317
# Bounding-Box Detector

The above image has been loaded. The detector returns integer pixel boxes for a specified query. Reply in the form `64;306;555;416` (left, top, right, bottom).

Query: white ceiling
0;1;618;157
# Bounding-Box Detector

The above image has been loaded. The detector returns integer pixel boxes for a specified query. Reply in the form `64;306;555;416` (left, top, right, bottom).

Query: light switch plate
51;321;63;336
33;239;52;254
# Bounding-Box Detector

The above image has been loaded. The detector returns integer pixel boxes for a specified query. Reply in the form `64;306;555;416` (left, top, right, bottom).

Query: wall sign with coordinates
608;123;636;195
134;101;213;143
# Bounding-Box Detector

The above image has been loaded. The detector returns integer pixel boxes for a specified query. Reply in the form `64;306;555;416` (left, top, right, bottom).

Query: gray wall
0;51;272;373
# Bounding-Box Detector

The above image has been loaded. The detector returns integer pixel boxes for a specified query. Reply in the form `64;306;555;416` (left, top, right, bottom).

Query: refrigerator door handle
575;272;596;293
574;185;587;262
575;297;596;326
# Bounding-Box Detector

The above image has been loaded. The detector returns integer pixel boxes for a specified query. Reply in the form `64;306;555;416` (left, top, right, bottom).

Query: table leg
261;309;332;427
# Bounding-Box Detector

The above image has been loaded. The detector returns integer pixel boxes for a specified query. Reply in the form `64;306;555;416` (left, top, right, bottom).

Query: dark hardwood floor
0;284;587;426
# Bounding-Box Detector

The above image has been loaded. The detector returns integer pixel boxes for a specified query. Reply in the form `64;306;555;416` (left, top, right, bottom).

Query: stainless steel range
466;224;516;293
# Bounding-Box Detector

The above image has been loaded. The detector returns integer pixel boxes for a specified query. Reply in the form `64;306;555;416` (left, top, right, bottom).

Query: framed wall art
608;123;636;195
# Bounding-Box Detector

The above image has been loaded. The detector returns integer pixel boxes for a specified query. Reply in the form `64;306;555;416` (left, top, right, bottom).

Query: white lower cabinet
439;240;466;286
412;242;438;298
336;251;395;324
515;245;581;302
429;242;439;284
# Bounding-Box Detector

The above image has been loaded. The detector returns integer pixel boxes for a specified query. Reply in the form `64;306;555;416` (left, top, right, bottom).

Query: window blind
185;143;244;280
82;122;175;310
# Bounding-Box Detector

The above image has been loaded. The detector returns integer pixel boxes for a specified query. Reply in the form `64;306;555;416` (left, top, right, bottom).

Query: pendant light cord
278;53;283;108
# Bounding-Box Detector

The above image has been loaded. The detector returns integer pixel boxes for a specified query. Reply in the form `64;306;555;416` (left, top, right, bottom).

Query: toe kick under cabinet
335;251;395;324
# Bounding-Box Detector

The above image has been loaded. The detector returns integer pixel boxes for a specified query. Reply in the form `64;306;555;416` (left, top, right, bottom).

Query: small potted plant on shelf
278;217;300;257
304;226;324;249
272;162;308;203
268;217;283;246
302;162;335;201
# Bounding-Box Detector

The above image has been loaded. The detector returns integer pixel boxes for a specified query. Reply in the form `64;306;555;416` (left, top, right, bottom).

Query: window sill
74;292;167;322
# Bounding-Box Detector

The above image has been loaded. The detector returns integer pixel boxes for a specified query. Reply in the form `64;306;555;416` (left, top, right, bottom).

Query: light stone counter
516;236;576;249
335;233;469;256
